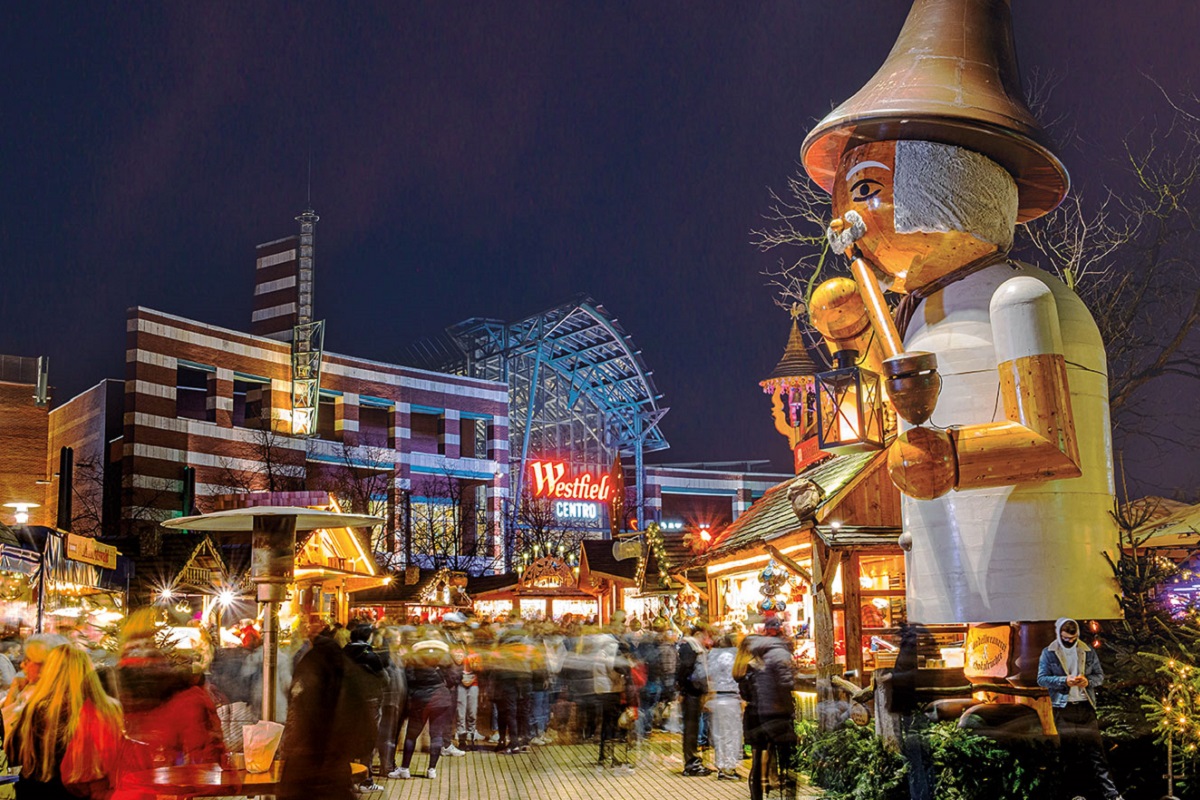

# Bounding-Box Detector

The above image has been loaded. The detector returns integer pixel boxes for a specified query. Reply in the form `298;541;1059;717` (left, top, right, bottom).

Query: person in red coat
111;609;226;800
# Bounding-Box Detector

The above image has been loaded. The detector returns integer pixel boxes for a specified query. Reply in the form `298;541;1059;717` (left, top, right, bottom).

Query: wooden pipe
849;257;905;361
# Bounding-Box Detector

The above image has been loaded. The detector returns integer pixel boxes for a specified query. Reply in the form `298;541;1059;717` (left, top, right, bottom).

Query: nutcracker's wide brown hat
801;0;1068;223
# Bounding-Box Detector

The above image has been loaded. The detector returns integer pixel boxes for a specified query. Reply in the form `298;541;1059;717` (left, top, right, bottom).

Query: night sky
2;3;1196;496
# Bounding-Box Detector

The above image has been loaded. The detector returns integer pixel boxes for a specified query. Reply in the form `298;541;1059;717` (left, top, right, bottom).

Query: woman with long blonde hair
5;643;123;799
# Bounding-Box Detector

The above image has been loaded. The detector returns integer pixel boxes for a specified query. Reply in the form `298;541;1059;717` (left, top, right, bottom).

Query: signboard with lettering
65;533;119;570
964;623;1011;680
529;461;612;524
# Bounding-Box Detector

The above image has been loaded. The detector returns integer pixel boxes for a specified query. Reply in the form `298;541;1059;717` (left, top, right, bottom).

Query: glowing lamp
217;589;235;606
815;350;885;453
3;502;39;525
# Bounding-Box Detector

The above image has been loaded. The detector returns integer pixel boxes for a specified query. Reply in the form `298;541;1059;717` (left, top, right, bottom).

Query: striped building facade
122;306;510;568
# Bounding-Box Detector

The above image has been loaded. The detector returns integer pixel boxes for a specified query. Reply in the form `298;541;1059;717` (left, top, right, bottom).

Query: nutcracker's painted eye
850;178;883;202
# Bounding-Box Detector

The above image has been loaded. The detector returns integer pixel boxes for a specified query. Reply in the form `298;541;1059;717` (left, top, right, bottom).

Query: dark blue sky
2;3;1196;496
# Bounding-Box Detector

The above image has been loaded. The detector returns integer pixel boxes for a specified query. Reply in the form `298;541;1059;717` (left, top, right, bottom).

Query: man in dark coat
278;637;367;800
745;619;797;800
675;622;711;776
344;625;386;789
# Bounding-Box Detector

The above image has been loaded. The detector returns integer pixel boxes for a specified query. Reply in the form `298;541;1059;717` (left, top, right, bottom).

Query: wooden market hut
469;555;601;621
691;450;904;682
636;522;709;615
351;566;471;623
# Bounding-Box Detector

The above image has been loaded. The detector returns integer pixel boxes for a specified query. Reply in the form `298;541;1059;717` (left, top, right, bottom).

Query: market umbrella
161;507;383;722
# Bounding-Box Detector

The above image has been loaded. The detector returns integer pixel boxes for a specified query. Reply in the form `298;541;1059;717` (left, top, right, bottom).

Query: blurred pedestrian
589;622;632;768
452;642;480;751
344;625;387;791
890;622;932;800
706;631;743;780
237;619;262;650
391;638;455;779
739;617;797;800
1;634;69;740
676;621;711;776
5;643;123;800
374;628;407;777
278;636;365;800
111;608;225;794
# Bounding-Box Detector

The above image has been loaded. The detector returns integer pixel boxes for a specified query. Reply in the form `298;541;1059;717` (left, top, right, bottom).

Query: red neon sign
529;461;612;502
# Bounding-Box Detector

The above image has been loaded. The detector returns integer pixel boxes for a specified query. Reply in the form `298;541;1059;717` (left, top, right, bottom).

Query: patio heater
161;506;382;722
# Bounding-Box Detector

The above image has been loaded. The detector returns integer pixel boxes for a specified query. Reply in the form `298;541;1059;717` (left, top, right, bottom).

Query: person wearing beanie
1038;619;1124;800
390;638;455;780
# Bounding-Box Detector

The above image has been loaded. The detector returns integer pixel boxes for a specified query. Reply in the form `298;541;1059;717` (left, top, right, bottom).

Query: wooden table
122;761;367;798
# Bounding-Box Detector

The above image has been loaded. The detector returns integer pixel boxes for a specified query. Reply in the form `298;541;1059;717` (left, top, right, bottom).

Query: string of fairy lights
1154;658;1200;755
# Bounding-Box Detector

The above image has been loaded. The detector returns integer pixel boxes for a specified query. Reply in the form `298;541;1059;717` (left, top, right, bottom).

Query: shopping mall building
8;209;786;595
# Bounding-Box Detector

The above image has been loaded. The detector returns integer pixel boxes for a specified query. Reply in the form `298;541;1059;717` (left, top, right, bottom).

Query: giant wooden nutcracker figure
803;0;1120;625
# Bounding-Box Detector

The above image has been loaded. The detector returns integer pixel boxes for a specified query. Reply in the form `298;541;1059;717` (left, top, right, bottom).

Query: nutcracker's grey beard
893;140;1018;250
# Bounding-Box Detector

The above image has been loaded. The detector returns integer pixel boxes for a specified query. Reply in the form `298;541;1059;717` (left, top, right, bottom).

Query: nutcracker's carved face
831;140;1016;294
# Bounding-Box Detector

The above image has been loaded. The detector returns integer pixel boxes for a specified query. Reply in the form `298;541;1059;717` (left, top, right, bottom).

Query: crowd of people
0;608;803;799
280;609;801;799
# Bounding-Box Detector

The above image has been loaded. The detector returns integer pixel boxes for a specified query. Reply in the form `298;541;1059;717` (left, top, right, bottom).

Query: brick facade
0;380;51;526
119;306;510;566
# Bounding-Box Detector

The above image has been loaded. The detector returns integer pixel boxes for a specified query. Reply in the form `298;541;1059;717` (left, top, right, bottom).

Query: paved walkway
366;734;820;800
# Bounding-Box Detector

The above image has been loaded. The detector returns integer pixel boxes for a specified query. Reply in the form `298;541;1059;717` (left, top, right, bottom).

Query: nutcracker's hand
883;352;940;427
887;426;956;500
827;210;867;255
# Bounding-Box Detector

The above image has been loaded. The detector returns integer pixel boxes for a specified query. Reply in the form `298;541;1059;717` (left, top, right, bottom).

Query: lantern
816;349;885;453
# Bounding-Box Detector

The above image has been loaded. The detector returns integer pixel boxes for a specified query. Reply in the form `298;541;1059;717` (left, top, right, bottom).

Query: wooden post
844;551;863;683
811;537;839;732
874;671;902;749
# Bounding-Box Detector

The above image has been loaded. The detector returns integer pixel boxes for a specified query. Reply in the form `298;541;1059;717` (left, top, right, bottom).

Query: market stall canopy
162;507;383;532
1132;501;1200;549
354;567;471;608
0;525;46;575
3;526;128;593
471;558;595;602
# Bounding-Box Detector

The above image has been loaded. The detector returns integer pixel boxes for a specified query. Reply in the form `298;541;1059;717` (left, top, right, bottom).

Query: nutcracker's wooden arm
888;276;1081;499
